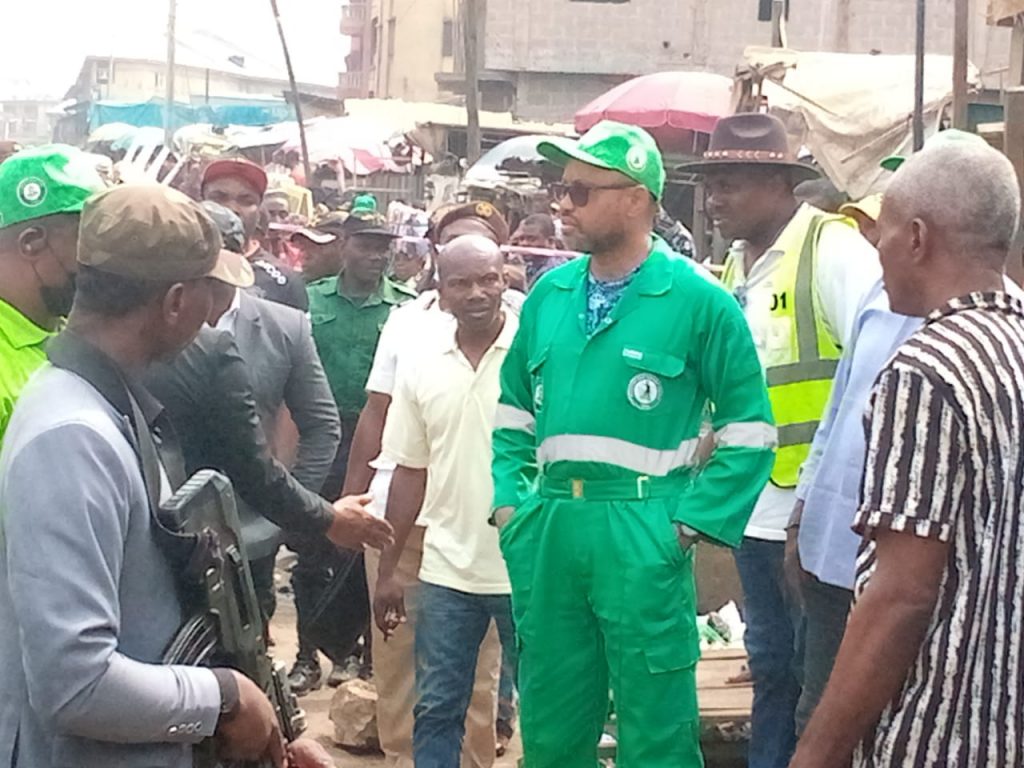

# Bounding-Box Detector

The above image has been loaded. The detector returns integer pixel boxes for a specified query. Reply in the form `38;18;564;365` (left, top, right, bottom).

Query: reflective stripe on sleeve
494;404;535;434
714;421;778;449
537;434;700;476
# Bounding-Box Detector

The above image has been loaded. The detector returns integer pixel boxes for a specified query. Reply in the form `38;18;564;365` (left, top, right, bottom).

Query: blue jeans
413;582;517;768
733;537;801;768
497;642;517;739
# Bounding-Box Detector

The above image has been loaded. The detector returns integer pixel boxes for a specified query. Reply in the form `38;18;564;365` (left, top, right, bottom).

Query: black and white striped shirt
852;292;1024;768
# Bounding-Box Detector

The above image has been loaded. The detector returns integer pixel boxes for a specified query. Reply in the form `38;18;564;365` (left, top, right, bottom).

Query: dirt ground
269;589;523;767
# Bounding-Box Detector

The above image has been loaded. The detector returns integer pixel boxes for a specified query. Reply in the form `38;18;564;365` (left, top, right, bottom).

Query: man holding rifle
0;185;283;767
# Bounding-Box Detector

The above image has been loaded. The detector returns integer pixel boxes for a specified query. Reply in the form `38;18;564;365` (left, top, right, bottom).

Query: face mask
39;272;77;318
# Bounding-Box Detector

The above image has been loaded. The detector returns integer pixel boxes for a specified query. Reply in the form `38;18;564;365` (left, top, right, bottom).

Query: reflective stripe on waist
539;474;691;501
537;434;699;476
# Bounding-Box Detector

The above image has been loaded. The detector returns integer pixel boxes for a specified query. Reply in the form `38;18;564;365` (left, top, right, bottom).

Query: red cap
201;158;269;197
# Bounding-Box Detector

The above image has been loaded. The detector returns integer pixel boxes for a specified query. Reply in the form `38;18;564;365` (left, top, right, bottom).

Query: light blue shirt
795;280;921;590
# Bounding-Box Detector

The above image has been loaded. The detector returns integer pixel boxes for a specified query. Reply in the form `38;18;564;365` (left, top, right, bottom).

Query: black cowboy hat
676;112;820;182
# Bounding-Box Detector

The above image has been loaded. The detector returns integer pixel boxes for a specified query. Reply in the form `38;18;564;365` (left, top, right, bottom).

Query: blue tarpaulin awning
88;98;295;131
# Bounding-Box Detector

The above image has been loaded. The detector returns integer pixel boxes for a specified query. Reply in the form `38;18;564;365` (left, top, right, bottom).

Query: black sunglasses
550;180;640;207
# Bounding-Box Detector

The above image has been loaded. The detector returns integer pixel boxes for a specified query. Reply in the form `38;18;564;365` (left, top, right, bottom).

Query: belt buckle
571;479;584;499
636;475;650;499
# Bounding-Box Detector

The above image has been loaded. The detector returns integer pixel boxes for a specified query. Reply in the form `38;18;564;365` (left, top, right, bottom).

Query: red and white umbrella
575;71;734;152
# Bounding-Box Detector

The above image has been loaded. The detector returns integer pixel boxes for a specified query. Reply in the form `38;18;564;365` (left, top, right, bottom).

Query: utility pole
951;0;970;129
164;0;176;147
770;0;787;48
913;0;926;150
464;0;482;165
270;0;313;185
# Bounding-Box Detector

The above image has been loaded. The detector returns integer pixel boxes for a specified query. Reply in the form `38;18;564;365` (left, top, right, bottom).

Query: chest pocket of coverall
620;347;687;415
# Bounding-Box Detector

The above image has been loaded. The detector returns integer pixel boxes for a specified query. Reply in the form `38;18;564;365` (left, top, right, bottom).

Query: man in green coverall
491;121;776;767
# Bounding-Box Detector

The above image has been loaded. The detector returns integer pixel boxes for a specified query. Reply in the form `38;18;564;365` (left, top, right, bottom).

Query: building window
442;19;454;57
387;17;396;59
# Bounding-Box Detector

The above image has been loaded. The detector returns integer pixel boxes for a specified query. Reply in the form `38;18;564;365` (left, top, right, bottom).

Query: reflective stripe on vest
725;211;845;488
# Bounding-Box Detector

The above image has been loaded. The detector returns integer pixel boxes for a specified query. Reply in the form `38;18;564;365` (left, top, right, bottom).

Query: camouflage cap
79;184;226;283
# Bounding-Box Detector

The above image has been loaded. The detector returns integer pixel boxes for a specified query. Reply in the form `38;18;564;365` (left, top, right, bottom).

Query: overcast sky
2;0;347;99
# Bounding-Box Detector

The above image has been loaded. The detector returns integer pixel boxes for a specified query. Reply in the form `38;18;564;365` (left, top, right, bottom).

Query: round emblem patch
626;146;648;173
474;201;495;219
627;373;662;411
17;178;46;208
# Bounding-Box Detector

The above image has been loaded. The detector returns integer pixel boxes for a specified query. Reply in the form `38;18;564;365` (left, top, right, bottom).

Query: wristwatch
213;669;241;725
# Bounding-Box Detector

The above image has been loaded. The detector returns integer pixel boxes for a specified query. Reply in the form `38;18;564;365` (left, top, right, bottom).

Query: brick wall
488;0;1010;120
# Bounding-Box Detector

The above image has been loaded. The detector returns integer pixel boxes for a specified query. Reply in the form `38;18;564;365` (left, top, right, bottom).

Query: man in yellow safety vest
680;112;880;768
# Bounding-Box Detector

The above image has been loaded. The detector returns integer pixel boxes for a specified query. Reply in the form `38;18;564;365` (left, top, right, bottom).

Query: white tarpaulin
742;47;980;199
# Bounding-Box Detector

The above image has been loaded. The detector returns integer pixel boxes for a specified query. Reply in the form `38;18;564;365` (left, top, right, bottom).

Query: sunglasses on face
550;180;640;207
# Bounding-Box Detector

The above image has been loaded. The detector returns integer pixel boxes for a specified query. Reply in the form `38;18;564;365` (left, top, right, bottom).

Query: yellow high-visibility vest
723;210;849;487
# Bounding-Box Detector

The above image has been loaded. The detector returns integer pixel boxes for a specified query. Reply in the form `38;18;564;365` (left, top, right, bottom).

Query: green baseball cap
0;144;107;230
351;193;378;214
880;129;988;171
538;121;666;201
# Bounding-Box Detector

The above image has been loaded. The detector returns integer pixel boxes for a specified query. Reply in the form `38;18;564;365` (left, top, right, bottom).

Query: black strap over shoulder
47;331;199;576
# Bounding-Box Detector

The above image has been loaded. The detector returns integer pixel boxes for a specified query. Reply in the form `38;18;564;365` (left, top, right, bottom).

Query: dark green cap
881;129;988;171
538;121;666;201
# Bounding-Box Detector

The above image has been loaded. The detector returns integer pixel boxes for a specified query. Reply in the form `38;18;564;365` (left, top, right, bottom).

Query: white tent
741;47;980;199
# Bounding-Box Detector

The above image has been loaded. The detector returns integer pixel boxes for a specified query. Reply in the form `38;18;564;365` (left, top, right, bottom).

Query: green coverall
491;239;775;767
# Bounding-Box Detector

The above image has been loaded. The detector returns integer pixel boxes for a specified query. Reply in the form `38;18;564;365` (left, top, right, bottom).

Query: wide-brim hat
676;112;820;182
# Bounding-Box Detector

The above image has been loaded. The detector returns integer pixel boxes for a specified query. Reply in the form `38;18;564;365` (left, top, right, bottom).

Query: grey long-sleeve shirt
0;365;221;768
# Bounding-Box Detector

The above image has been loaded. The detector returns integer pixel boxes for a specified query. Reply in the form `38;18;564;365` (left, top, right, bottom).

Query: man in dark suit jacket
146;325;392;551
214;285;340;620
200;201;342;623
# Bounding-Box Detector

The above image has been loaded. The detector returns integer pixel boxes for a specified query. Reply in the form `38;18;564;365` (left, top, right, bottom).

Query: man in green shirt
0;145;106;441
308;212;416;496
294;211;414;692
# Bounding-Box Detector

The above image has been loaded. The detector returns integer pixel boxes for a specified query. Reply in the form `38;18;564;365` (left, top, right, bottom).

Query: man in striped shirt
791;140;1024;767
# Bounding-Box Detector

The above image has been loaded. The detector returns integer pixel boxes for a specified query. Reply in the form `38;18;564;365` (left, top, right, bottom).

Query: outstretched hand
327;494;394;551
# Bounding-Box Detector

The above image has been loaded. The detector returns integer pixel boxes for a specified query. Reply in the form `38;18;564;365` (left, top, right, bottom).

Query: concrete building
0;99;58;145
67;54;337;107
339;0;462;103
341;0;1012;121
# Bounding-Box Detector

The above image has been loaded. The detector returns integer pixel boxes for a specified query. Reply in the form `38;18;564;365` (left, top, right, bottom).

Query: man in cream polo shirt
373;235;517;768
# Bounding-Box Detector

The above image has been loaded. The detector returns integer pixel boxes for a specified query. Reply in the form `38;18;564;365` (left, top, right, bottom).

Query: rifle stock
160;470;306;765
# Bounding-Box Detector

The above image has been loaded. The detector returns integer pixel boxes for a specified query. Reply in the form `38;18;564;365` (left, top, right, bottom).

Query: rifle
159;470;306;765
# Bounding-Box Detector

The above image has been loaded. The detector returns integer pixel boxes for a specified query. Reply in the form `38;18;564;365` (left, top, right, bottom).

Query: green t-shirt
307;275;415;419
0;299;52;444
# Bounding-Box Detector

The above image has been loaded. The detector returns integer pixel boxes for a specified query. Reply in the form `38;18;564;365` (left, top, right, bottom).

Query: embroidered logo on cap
17;178;46;208
475;202;496;218
626;146;648;173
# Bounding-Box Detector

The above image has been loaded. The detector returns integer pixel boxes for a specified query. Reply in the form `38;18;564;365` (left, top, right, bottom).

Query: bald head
436;234;503;280
885;141;1020;261
436;234;507;333
877;140;1021;315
